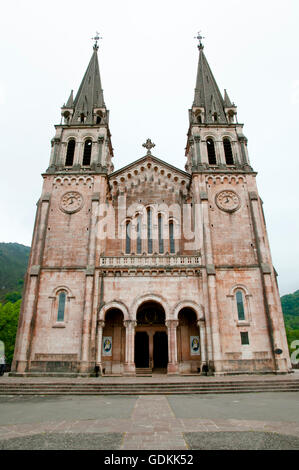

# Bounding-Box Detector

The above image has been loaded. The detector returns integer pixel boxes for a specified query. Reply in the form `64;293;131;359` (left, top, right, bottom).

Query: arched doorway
135;301;168;372
102;308;125;374
177;307;201;373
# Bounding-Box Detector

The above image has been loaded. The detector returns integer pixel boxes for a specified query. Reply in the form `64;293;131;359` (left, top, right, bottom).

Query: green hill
281;290;299;328
0;243;30;302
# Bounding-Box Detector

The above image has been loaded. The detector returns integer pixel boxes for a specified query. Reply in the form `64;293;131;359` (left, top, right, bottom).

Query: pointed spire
224;89;233;107
193;44;227;123
65;89;74;107
71;45;105;124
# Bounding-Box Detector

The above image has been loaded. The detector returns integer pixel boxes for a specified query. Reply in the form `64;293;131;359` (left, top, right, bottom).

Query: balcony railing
99;254;201;268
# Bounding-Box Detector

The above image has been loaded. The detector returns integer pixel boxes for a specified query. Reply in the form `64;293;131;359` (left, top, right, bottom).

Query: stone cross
142;138;155;155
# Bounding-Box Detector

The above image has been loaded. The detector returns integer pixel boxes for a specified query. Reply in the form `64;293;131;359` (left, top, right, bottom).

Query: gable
108;155;190;199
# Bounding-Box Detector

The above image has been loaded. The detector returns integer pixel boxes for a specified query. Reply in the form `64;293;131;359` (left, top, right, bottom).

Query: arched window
65;139;75;166
207;138;216;164
236;290;245;321
83;139;92;166
213;112;218;122
147;208;153;254
158;214;164;254
197;114;202;123
80;113;85;123
223;138;234;165
57;291;66;322
136;215;142;254
96;116;101;124
125;221;131;254
169;221;175;254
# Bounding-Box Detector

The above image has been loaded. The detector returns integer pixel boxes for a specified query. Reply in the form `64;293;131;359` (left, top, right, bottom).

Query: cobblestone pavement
0;392;299;450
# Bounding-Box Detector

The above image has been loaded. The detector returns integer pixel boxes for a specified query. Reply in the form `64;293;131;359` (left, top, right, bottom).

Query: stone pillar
149;331;154;369
249;192;289;373
200;188;222;373
80;192;100;374
96;320;105;371
80;269;95;373
15;270;39;372
123;320;136;375
215;140;224;165
197;320;207;365
166;320;179;374
194;135;201;165
50;137;61;166
97;136;104;166
239;137;248;165
13;194;50;373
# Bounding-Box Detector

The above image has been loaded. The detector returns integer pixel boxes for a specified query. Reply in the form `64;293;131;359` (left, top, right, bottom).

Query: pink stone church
12;35;292;376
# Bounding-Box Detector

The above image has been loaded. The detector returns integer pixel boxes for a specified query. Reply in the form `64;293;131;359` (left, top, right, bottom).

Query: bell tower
12;36;113;374
186;33;291;374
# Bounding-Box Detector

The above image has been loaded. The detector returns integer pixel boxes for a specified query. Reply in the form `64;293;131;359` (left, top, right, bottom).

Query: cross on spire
142;138;155;155
194;31;205;49
92;31;102;51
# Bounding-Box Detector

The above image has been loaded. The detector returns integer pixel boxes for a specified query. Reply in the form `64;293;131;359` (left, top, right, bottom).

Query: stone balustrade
99;254;201;268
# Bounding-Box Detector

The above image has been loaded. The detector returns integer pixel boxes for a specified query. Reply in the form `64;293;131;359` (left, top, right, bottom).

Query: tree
0;299;21;365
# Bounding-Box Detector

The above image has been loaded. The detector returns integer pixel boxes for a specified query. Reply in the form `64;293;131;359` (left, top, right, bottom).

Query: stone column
50;137;61;166
194;136;201;166
96;320;105;371
197;320;207;365
239;137;248;165
123;320;136;375
166;320;179;374
97;136;104;166
149;331;154;369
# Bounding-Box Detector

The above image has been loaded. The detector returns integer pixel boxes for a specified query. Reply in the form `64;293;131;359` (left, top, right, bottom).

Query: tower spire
193;42;228;123
61;35;106;126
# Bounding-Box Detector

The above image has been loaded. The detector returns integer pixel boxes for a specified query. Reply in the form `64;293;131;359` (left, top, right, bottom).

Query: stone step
0;382;299;395
0;388;299;396
0;380;298;388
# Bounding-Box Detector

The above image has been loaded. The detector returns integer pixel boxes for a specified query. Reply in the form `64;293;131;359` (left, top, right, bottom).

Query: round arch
131;294;170;321
173;301;205;321
98;301;130;322
228;284;251;297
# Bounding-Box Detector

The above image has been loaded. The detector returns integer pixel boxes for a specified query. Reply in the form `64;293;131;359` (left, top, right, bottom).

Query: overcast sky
0;0;298;295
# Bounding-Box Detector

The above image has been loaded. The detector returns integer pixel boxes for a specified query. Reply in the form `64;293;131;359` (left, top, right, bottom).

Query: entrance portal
153;331;168;368
135;301;168;371
135;332;149;368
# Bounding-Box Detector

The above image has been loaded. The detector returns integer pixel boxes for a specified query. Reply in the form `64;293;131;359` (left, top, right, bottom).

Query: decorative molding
29;265;40;276
54;175;94;186
206;174;246;185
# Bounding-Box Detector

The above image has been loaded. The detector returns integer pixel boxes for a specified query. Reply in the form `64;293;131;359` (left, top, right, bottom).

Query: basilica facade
11;37;291;376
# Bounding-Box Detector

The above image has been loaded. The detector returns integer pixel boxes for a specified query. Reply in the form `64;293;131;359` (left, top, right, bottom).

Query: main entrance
134;301;168;371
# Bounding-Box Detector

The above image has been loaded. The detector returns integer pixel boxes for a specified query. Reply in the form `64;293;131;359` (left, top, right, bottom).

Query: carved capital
124;320;137;329
98;136;105;144
165;320;179;329
97;320;105;328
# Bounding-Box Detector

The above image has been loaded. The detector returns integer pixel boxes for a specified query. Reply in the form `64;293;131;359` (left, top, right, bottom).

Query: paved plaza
0;375;299;450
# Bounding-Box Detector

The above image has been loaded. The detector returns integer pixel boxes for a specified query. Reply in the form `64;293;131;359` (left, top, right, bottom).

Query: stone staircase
0;378;299;395
135;368;153;376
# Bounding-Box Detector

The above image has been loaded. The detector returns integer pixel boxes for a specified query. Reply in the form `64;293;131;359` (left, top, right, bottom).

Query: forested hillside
0;243;30;302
